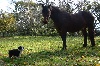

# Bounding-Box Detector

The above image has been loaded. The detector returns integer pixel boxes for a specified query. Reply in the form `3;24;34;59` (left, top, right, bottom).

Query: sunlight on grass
0;36;100;65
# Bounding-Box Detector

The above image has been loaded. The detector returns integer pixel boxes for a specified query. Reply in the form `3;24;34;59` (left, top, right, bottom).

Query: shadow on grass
1;46;100;65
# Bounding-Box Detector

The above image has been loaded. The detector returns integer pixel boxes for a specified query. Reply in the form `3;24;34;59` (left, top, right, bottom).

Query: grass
0;36;100;66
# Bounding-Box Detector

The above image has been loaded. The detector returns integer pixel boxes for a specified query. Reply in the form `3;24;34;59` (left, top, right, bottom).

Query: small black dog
8;46;24;58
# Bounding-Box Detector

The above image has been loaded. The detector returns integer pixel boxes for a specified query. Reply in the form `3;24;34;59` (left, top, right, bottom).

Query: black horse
41;4;95;50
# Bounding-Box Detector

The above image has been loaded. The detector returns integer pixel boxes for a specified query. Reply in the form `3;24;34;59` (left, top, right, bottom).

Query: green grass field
0;36;100;66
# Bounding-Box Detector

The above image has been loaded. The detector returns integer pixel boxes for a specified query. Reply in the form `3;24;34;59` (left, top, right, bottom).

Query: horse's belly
67;27;82;32
65;22;84;32
66;28;81;32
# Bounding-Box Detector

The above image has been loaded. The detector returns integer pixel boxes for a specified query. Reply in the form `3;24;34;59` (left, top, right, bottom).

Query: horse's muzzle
42;18;48;24
42;21;48;24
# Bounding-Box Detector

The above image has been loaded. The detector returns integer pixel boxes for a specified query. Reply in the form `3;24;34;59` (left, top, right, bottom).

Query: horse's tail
81;11;95;46
81;11;94;28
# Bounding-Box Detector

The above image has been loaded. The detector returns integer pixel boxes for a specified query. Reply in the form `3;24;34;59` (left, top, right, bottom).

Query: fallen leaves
96;64;100;66
23;62;28;65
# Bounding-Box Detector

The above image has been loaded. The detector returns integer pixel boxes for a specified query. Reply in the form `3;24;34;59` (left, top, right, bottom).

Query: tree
14;1;41;35
0;10;15;37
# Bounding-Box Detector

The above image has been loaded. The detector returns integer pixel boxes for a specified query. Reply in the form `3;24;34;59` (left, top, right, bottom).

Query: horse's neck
50;8;70;23
50;7;61;23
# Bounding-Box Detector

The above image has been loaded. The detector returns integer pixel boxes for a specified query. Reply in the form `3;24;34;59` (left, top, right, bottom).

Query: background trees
0;10;15;37
0;0;100;37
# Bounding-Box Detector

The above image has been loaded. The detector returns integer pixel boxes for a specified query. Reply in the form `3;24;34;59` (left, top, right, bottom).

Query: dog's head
18;46;24;51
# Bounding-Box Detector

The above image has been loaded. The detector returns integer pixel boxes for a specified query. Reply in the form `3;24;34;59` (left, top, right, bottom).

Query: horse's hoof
83;44;87;47
61;47;66;50
91;44;95;47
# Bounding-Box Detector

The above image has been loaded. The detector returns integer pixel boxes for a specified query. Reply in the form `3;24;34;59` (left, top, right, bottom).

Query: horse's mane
51;6;69;15
51;6;61;13
51;6;70;18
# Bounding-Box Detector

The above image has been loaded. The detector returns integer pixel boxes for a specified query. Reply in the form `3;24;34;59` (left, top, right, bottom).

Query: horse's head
41;4;52;24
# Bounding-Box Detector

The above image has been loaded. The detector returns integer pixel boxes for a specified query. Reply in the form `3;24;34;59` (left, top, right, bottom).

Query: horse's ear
48;4;51;8
41;4;44;8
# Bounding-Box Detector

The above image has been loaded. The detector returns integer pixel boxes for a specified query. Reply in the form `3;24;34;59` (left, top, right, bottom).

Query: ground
0;36;100;66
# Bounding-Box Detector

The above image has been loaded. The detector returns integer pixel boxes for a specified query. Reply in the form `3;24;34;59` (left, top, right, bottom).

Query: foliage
0;11;16;37
91;2;100;25
0;36;100;65
14;1;38;36
0;0;100;36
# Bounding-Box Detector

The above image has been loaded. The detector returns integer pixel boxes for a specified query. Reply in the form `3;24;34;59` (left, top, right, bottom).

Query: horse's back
64;11;94;32
61;12;85;32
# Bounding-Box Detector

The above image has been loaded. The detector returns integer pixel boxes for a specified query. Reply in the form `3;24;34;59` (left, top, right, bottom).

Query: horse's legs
61;33;66;50
88;28;95;47
82;28;87;47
